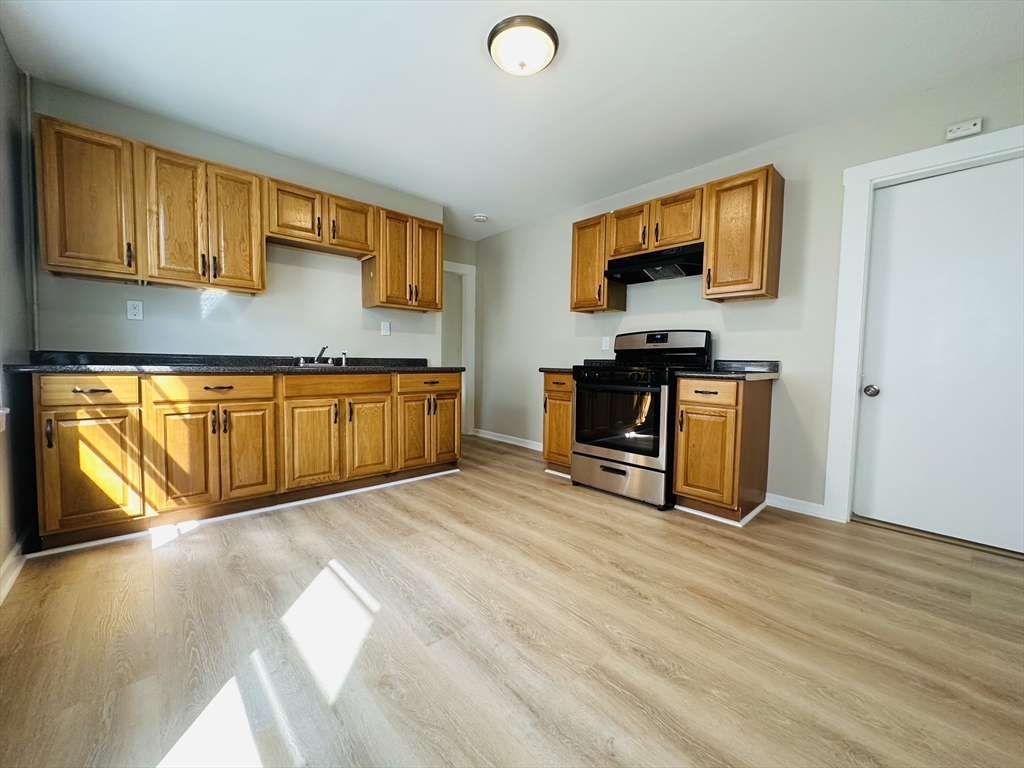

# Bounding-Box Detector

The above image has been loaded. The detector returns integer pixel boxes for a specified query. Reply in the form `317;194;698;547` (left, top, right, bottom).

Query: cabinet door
37;118;136;277
432;391;461;464
147;403;220;511
674;405;736;507
345;395;393;479
328;196;375;253
653;187;703;248
380;209;413;306
267;179;324;243
284;398;341;489
570;214;607;311
145;148;208;284
704;168;768;297
38;408;143;534
219;401;277;501
412;218;443;310
208;164;264;292
608;203;651;257
397;393;431;470
542;392;573;467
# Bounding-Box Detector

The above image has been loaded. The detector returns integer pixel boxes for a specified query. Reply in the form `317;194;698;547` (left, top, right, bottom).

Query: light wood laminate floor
2;437;1022;767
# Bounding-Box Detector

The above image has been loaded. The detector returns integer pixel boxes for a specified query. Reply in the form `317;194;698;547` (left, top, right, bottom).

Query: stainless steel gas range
570;330;711;509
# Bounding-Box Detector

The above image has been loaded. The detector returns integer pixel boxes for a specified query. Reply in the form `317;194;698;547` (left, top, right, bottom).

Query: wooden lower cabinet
37;407;143;533
284;398;341;490
147;402;221;511
542;392;573;468
345;394;393;478
396;389;461;469
220;402;277;500
673;378;773;521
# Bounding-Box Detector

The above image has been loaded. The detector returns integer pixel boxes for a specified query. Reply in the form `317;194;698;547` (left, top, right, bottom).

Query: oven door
572;382;669;471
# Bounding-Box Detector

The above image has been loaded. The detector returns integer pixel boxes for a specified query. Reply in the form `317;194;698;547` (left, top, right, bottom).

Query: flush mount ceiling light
487;15;559;76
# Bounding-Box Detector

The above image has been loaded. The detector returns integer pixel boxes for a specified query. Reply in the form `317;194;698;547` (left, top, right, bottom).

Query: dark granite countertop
676;360;779;381
539;367;573;374
4;351;464;375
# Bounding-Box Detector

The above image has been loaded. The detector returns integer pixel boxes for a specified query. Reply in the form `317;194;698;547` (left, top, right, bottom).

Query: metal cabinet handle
408;284;413;301
597;284;602;302
203;385;234;391
551;381;566;386
706;268;711;290
126;242;133;268
334;402;338;424
348;402;353;422
201;253;207;277
45;418;53;448
212;255;218;280
211;410;218;434
641;225;646;246
414;284;419;302
679;410;684;431
222;409;229;433
694;390;719;395
543;396;547;414
317;216;322;237
72;387;112;394
424;380;440;385
332;219;337;239
654;223;659;243
432;396;437;416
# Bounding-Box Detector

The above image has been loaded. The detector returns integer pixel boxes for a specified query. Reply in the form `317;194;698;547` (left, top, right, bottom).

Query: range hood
604;242;704;285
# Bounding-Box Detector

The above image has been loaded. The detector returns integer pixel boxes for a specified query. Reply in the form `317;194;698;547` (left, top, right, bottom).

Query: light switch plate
381;321;391;336
601;336;610;351
127;300;143;320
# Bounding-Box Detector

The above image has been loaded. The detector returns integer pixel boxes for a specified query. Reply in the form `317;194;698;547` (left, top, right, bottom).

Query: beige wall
441;273;463;367
443;234;477;266
475;59;1024;505
31;81;446;362
0;29;30;578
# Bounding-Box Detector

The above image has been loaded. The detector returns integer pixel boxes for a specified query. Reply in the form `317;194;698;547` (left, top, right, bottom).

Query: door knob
863;384;880;397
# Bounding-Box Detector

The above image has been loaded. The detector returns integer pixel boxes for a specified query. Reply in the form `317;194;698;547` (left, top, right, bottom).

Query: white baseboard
675;501;766;528
765;493;847;523
544;468;571;479
0;535;27;605
472;429;542;453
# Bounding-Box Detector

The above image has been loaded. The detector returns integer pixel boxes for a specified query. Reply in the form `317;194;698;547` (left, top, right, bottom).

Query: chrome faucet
315;345;329;364
341;350;348;366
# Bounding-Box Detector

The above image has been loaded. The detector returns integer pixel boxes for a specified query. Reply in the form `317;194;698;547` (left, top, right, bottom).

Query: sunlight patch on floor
157;677;261;768
281;560;378;702
151;520;202;549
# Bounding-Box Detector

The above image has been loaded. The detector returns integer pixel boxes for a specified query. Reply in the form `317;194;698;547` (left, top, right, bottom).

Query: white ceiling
2;1;1022;240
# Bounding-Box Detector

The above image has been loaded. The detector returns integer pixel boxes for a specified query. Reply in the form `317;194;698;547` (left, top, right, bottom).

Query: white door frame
823;125;1024;523
443;261;476;434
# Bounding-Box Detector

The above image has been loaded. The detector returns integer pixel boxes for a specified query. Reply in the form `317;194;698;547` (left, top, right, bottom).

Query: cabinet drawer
283;374;392;398
396;372;461;393
677;379;738;407
150;375;274;402
543;373;572;393
39;375;139;406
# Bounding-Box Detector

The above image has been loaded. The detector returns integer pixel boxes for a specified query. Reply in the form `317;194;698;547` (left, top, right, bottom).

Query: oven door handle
573;383;662;394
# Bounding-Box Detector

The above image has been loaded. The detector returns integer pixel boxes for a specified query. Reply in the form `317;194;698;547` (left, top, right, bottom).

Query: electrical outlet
601;336;610;351
946;118;982;141
381;321;391;336
127;300;143;320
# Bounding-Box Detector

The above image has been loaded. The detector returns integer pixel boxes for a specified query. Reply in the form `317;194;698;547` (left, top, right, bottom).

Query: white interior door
854;157;1024;552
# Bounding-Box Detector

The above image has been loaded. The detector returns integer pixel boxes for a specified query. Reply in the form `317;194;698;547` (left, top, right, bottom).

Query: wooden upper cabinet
146;402;220;511
570;214;624;313
328;196;375;254
219;401;276;501
208;165;264;292
36;117;136;278
38;407;143;534
608;203;651;257
145;147;207;284
284;398;341;490
413;218;443;310
266;179;324;244
381;209;413;306
674;404;736;507
703;165;784;301
345;394;393;479
652;187;703;248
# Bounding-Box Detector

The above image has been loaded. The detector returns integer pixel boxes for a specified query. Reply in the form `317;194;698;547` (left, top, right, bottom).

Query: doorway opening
442;262;475;434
